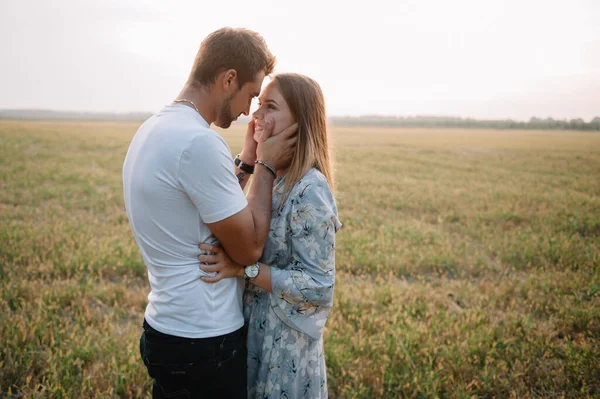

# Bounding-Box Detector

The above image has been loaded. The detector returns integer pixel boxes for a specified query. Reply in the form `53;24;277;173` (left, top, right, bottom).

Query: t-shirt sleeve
177;134;248;223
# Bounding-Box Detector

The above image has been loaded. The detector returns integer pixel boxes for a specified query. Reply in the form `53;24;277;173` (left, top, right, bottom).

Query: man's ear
222;69;238;93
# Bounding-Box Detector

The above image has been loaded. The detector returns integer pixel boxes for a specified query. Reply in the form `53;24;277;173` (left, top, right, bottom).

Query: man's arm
235;120;258;191
207;119;297;265
207;164;275;264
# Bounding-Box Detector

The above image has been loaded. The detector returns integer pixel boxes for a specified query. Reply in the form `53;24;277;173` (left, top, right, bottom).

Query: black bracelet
234;154;255;174
236;171;246;183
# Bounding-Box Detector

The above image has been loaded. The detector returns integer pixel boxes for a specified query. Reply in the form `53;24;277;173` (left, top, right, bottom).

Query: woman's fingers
200;263;220;273
245;119;255;138
279;122;298;139
197;244;240;283
201;273;223;284
260;118;274;141
199;243;221;253
198;254;219;264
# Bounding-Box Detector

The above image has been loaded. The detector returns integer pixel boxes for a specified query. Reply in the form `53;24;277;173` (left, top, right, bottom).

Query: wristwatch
234;154;255;174
244;262;260;280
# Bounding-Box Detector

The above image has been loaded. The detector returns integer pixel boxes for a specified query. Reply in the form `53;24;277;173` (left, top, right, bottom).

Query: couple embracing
123;27;341;398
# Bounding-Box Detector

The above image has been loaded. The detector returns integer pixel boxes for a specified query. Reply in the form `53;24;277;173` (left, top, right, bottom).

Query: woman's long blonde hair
272;73;334;208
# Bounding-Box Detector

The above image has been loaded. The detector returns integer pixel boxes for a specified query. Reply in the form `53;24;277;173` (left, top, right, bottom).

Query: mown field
0;119;599;398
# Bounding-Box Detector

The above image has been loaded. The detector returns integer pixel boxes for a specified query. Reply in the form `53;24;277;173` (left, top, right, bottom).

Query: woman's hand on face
198;243;244;283
256;119;298;171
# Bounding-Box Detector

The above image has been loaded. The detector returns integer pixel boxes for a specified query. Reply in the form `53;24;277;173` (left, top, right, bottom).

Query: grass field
1;119;599;398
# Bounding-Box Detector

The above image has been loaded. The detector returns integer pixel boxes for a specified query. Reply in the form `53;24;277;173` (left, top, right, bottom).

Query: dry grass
1;120;599;398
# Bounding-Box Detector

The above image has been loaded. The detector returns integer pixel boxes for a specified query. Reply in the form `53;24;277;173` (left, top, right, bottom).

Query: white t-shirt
123;105;248;338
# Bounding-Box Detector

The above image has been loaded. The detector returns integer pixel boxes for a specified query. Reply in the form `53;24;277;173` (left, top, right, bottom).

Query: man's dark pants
140;319;247;399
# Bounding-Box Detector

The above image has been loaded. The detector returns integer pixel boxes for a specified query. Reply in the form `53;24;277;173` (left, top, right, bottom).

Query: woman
199;73;341;398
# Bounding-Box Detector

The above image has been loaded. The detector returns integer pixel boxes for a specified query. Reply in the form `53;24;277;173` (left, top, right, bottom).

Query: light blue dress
244;168;342;399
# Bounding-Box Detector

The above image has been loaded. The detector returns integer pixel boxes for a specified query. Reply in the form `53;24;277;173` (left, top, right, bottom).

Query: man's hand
239;119;258;164
198;243;244;283
256;118;298;171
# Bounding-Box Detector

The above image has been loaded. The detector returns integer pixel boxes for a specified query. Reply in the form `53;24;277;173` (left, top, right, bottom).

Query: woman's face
252;82;295;141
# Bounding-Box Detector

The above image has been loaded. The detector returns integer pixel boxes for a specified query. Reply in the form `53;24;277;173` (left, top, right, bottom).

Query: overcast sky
1;0;598;120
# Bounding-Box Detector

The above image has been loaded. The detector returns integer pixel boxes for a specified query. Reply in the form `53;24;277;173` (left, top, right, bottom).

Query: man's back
123;105;247;338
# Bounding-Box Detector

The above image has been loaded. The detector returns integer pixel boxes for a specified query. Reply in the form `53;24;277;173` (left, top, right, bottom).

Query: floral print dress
244;168;342;399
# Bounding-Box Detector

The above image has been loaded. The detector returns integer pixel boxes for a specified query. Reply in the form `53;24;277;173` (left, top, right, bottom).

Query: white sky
0;0;598;120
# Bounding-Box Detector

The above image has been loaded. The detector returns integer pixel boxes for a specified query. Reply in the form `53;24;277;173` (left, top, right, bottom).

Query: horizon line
0;108;598;124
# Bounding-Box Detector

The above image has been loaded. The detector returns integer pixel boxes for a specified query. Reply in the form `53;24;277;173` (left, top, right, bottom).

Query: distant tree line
330;115;600;131
2;110;599;131
0;109;152;122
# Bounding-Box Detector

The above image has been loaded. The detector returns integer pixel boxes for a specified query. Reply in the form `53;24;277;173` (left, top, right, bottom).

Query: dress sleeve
269;177;342;340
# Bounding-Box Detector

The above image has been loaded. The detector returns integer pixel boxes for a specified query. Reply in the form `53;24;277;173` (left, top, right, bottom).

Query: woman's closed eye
258;102;277;111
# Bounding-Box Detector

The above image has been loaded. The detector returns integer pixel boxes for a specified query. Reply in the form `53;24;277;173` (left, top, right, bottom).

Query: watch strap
234;155;255;174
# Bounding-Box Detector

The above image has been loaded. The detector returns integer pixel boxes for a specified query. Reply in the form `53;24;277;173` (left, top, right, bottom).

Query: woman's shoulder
304;168;328;184
284;169;342;233
296;168;330;190
289;169;333;202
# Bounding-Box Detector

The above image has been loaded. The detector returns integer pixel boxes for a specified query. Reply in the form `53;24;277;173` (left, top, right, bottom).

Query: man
122;27;297;398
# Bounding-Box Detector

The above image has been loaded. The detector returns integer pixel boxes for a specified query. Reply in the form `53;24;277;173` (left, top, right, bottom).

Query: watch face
245;263;259;279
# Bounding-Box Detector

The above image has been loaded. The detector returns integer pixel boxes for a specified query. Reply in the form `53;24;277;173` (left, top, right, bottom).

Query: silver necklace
173;99;200;114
